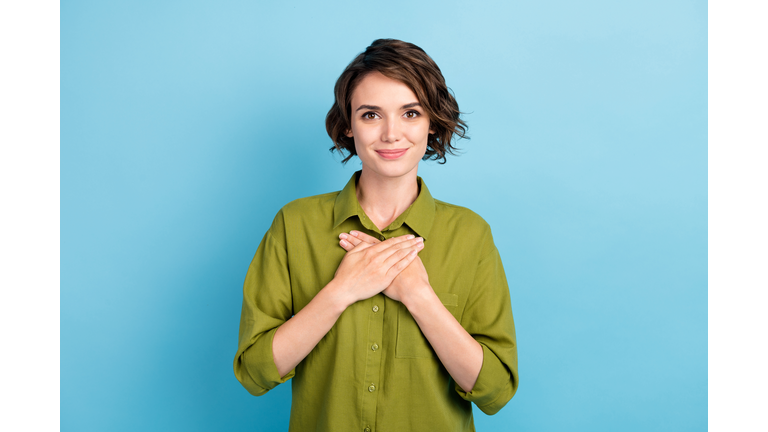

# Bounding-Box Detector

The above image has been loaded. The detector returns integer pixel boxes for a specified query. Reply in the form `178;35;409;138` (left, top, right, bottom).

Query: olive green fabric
234;171;518;432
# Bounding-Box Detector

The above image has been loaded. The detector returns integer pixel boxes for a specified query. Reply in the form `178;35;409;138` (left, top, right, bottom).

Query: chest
284;218;482;320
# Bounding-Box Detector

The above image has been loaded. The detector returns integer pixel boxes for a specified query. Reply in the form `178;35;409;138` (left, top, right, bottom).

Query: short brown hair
326;39;468;164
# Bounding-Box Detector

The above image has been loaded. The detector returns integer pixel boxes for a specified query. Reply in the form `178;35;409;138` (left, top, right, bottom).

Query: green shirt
234;171;518;431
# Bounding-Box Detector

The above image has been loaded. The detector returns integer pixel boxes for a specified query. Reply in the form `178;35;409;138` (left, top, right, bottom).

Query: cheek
406;124;431;146
352;124;384;151
351;130;375;161
348;121;361;139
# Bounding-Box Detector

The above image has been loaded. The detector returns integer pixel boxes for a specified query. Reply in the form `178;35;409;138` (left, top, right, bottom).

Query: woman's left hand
339;231;431;303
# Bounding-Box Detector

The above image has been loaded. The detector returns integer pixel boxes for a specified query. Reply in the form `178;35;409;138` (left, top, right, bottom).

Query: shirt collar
333;170;436;240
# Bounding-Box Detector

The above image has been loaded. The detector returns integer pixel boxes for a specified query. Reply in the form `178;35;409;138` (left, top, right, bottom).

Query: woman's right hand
331;234;424;306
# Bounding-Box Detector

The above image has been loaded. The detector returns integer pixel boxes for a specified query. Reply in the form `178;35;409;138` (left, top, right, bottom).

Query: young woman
234;39;518;431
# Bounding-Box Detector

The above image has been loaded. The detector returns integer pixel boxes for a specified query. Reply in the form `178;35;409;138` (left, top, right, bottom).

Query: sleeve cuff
238;327;295;395
454;343;515;415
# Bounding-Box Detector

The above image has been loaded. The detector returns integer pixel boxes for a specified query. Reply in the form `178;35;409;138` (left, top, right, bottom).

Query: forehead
351;72;419;106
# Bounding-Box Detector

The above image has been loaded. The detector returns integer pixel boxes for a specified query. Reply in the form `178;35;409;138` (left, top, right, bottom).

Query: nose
381;117;402;143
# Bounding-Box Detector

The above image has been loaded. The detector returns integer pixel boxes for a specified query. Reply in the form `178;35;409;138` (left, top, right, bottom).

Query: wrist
323;279;355;312
401;281;436;312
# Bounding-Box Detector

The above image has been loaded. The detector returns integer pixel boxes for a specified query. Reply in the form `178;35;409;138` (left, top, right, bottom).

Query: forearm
272;280;350;377
403;287;483;392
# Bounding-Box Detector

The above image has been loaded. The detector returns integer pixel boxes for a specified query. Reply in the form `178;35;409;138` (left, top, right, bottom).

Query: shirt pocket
395;292;459;359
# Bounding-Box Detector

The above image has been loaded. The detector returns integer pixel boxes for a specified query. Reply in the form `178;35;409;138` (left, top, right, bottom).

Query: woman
234;39;518;431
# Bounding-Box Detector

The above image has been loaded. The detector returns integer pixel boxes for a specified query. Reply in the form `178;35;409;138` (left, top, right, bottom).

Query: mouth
375;148;408;160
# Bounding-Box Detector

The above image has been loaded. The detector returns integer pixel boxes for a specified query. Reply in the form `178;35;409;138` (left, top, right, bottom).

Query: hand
331;233;424;306
339;231;431;303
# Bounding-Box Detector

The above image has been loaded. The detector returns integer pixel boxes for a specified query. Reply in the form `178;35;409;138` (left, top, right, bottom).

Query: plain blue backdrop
61;1;707;430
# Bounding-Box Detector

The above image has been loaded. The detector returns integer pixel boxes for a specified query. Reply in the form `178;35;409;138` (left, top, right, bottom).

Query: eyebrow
354;102;422;112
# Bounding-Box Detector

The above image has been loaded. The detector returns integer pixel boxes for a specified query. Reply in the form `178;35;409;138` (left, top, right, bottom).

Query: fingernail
340;239;348;246
350;231;359;237
339;233;348;239
406;235;415;239
418;237;424;242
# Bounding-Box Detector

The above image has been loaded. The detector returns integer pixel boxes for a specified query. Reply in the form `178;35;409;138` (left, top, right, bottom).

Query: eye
362;112;378;120
404;110;420;119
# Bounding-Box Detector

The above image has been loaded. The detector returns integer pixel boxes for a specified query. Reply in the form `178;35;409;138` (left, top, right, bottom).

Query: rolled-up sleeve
454;229;518;415
233;210;295;396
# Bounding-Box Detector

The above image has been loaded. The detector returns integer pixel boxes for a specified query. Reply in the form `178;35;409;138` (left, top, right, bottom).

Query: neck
356;166;420;231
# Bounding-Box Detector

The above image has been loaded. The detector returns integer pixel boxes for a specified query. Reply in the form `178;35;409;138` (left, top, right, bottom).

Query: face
346;71;434;180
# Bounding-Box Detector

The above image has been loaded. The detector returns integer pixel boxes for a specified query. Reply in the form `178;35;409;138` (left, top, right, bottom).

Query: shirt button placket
360;295;384;431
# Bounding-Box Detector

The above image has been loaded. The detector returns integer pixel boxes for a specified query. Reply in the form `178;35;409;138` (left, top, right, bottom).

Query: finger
367;234;418;253
339;235;374;253
339;233;366;247
339;235;365;252
382;239;424;267
349;230;382;244
386;249;418;278
349;238;374;252
380;236;424;257
339;238;355;252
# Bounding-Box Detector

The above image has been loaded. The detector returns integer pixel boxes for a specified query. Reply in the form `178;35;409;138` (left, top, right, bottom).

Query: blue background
62;1;707;430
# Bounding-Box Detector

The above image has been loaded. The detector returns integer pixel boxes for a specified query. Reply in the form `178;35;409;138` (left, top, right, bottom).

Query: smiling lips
375;148;408;160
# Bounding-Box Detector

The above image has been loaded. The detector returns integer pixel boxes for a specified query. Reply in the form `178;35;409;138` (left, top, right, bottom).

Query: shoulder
432;198;497;259
268;191;340;233
280;191;340;216
433;198;492;235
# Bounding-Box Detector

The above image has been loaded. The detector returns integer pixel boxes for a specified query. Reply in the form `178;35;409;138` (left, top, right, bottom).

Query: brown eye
364;112;377;120
405;111;419;119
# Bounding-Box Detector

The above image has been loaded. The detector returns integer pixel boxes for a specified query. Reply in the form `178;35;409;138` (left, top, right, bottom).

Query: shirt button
371;343;379;351
372;305;379;313
368;384;376;392
364;428;371;432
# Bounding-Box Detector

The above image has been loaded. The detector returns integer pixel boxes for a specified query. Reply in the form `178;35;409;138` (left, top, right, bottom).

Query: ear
345;128;353;138
428;123;436;135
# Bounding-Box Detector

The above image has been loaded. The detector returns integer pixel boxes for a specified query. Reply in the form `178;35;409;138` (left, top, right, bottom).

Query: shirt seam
266;225;286;251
